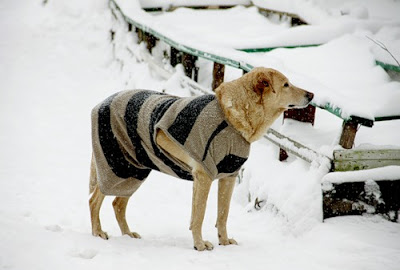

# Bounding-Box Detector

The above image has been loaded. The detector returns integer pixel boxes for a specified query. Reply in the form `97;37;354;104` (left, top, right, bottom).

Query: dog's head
215;67;314;142
250;67;314;110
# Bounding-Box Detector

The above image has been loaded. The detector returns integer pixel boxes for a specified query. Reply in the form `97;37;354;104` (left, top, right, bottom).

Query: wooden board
334;149;400;171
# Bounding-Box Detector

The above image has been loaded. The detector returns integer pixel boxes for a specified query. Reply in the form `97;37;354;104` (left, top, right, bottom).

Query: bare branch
366;36;400;67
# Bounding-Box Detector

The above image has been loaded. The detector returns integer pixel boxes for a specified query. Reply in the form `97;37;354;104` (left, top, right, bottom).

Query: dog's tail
89;153;97;194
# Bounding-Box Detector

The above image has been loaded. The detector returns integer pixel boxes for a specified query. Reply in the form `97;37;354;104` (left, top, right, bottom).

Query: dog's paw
219;238;238;246
125;232;141;239
194;240;214;251
93;230;109;240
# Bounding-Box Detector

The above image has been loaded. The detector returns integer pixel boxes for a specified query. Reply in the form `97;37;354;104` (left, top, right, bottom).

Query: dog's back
91;90;249;197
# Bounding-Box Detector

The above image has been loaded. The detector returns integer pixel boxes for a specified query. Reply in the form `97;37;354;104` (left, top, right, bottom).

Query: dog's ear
254;72;274;96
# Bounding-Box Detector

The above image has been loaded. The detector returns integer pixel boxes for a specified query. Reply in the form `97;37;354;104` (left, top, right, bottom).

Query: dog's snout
306;92;314;101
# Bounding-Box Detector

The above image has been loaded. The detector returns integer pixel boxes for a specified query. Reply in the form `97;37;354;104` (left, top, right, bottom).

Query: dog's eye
284;82;289;87
263;81;269;87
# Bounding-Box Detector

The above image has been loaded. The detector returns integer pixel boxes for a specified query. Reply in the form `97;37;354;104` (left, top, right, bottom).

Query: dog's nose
306;92;314;101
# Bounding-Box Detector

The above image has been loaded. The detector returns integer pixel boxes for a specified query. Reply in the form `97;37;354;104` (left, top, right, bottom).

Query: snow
252;0;400;24
138;0;251;9
322;166;400;186
1;0;400;269
114;0;400;119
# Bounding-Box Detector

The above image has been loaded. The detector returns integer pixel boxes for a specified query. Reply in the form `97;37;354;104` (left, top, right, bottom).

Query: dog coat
91;90;250;196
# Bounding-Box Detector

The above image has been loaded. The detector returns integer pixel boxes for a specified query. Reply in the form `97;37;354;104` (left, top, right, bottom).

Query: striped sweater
91;90;250;196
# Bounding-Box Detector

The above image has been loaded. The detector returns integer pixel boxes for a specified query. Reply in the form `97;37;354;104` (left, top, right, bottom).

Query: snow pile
248;33;400;119
1;0;400;269
114;0;400;120
252;0;400;24
322;166;400;186
139;0;251;9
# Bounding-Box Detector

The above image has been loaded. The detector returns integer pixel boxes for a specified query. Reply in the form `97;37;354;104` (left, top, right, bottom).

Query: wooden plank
333;148;400;171
323;180;400;221
334;160;400;171
334;149;400;161
212;62;225;91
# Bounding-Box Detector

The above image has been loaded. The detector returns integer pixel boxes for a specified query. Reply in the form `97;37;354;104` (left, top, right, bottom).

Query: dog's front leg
190;166;213;251
216;177;238;246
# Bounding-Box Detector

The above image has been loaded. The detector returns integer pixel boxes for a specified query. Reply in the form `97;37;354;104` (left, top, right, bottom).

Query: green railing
111;0;400;126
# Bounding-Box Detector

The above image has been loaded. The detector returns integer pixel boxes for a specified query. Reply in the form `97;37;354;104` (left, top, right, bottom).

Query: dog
89;67;314;251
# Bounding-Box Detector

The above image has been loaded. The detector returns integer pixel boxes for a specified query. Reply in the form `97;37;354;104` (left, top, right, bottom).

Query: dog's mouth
288;92;314;109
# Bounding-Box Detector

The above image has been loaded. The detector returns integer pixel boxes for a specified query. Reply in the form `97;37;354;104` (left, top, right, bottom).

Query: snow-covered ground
1;1;400;269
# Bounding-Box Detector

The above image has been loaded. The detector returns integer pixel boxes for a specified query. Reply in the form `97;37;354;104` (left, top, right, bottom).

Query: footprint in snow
69;248;98;260
44;224;63;232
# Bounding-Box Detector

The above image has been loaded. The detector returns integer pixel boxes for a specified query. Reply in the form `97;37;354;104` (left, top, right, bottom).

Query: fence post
212;62;225;91
182;53;197;79
339;120;359;149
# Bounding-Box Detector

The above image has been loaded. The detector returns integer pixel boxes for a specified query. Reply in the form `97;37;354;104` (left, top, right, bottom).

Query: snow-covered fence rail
110;0;400;221
110;0;400;153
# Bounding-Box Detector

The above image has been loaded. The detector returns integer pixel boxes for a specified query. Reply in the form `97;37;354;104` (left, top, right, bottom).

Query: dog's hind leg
89;184;108;239
216;176;237;246
113;196;141;239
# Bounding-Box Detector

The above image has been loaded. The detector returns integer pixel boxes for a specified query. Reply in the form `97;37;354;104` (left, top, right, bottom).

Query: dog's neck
216;86;284;143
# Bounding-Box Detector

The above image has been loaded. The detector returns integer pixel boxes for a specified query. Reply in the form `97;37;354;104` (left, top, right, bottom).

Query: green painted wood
376;60;400;73
334;149;400;160
375;115;400;121
333;149;400;171
239;44;321;53
334;159;400;171
111;0;253;71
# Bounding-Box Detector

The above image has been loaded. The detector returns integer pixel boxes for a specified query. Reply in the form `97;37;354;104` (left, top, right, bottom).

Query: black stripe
98;93;151;180
167;95;215;145
202;121;228;161
125;90;164;170
149;98;193;180
216;154;247;175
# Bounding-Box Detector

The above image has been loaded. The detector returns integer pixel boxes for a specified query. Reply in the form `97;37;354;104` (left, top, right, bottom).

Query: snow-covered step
322;166;400;221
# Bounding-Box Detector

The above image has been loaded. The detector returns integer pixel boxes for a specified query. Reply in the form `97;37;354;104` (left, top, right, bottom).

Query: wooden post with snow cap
279;104;316;161
339;120;359;149
212;62;225;91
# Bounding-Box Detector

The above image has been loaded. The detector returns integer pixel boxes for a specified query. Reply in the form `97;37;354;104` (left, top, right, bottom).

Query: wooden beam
212;62;225;91
339;120;359;149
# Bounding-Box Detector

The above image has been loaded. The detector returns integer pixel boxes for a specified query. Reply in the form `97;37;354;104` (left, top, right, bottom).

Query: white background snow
1;0;400;269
